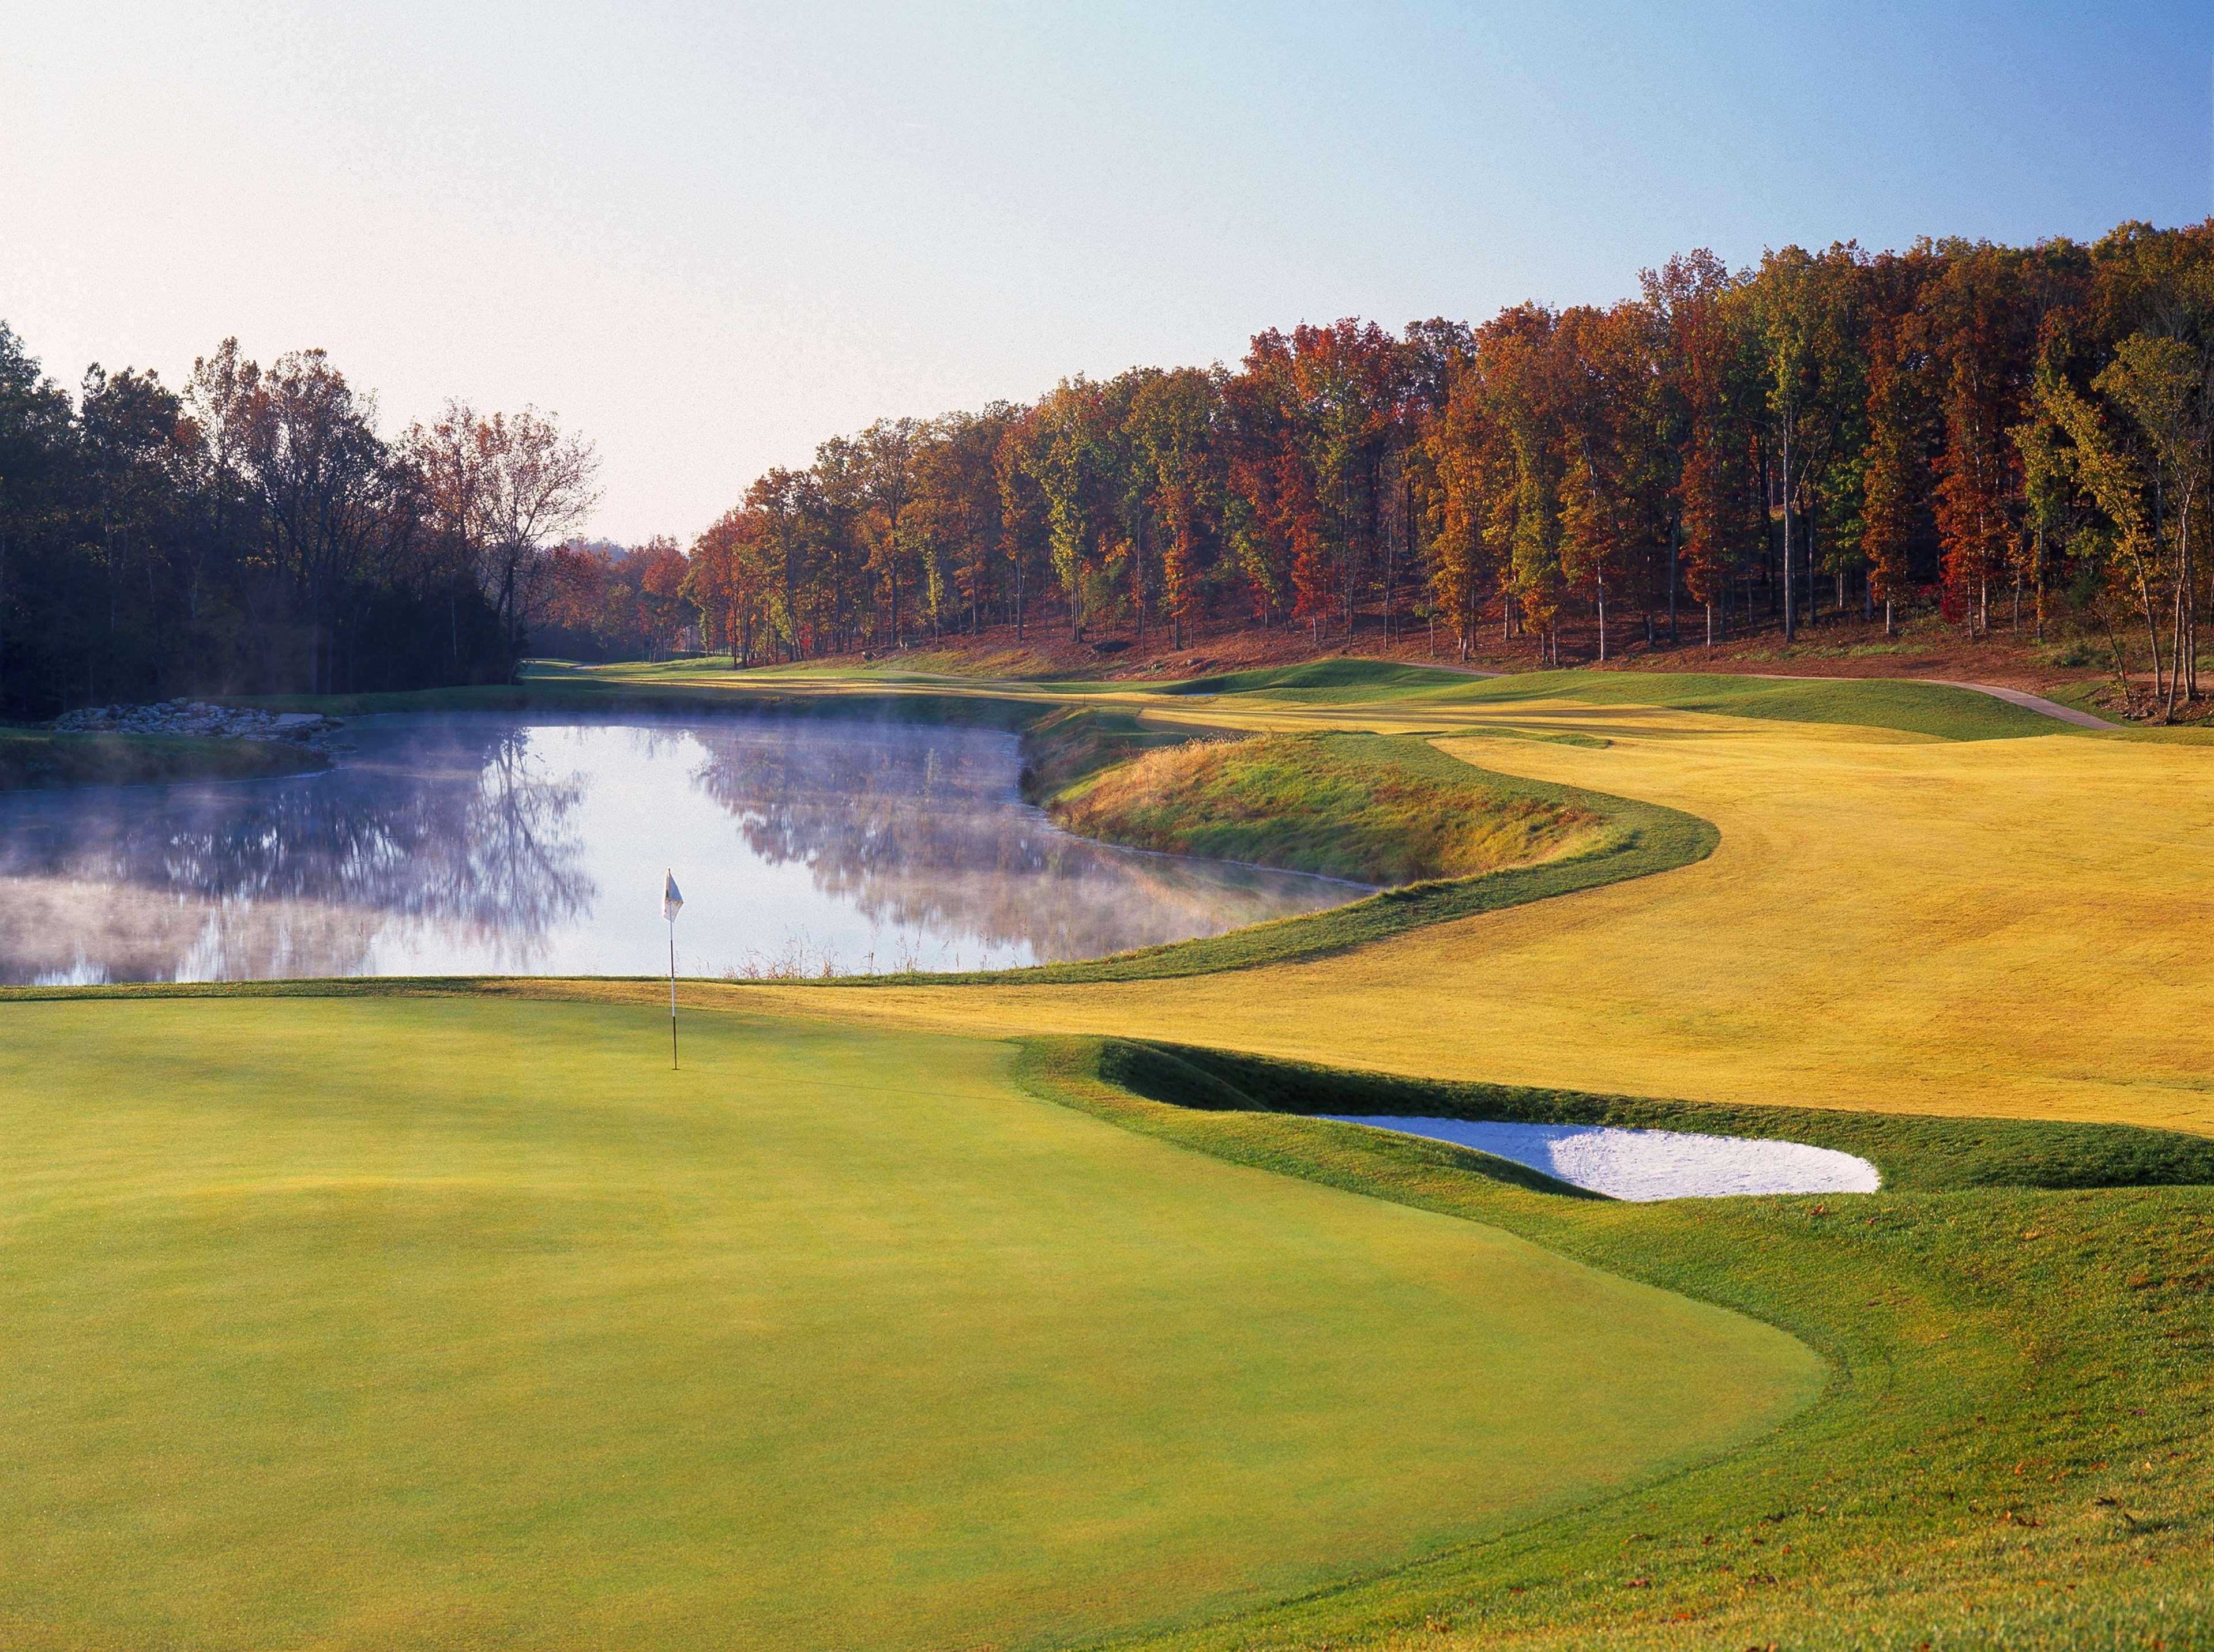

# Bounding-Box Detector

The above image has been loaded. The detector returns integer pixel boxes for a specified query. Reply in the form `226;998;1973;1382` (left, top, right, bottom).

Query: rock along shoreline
51;699;352;758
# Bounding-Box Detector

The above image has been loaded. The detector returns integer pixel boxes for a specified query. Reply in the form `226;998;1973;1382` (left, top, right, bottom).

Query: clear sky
5;1;2209;543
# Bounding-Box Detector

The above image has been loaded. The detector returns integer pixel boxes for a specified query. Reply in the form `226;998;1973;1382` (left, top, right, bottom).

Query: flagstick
661;868;684;1072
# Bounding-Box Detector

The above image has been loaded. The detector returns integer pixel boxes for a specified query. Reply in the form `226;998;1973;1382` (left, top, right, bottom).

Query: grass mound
869;738;1715;984
1164;658;1482;700
1050;730;1597;885
1444;667;2070;740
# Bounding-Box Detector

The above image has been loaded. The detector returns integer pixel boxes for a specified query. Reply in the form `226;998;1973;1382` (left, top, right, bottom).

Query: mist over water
0;713;1354;985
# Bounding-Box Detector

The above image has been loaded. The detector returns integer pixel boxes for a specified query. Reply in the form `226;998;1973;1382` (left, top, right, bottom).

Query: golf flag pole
662;869;684;1070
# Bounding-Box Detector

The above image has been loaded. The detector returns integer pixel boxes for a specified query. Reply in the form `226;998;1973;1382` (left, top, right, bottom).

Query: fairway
0;996;1818;1652
688;672;2214;1134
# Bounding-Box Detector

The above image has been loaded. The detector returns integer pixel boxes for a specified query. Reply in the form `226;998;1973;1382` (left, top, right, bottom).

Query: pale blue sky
5;1;2208;541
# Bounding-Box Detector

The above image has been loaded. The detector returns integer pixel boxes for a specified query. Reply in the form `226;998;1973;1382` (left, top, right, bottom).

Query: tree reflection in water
0;713;1351;984
681;718;1351;965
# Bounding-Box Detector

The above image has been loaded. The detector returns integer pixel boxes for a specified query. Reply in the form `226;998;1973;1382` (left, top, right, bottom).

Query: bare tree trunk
1780;420;1795;644
1133;510;1145;644
2167;530;2188;720
2033;529;2046;642
1667;519;1680;645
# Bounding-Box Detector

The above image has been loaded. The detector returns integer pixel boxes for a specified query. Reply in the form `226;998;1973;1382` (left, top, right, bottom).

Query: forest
0;326;597;716
9;220;2213;721
681;220;2213;718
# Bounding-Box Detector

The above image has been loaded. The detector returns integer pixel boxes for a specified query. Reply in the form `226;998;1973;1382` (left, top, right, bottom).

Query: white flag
662;870;683;923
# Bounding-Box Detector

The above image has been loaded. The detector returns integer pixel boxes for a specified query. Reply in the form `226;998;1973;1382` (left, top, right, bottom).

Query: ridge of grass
1017;1036;2214;1651
1047;729;1600;886
1092;1037;2214;1194
0;727;328;792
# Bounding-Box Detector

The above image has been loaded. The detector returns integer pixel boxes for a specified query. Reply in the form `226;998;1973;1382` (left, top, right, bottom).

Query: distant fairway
0;996;1818;1652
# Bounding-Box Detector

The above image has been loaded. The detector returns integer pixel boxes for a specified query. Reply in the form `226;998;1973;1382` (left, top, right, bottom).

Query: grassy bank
1023;1037;2214;1650
1047;729;1599;885
0;727;326;792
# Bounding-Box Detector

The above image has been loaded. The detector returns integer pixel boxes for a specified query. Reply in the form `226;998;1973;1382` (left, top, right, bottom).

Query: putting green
0;997;1818;1652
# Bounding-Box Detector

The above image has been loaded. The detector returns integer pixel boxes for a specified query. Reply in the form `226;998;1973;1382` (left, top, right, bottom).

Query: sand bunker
1322;1116;1881;1201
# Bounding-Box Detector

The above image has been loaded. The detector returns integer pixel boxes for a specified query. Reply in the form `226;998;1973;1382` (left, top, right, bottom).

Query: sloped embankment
1046;727;1599;886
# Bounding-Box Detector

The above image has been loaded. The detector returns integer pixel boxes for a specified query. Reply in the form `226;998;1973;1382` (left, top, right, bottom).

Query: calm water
0;713;1355;984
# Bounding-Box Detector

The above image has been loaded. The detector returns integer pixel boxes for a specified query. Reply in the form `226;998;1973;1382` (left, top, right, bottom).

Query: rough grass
1020;1037;2214;1651
1050;730;1597;885
0;727;325;791
0;996;1820;1652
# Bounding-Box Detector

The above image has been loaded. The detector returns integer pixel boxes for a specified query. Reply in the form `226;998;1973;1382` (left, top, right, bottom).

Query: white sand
1321;1116;1881;1201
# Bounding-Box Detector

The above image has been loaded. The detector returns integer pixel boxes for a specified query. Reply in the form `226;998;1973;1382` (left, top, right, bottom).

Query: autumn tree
1127;366;1223;647
746;467;815;661
859;417;922;646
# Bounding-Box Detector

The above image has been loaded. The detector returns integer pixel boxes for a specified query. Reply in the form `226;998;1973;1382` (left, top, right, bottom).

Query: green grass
11;658;2198;1651
1049;730;1599;885
1020;1037;2214;1650
0;996;1821;1652
1165;660;2072;740
0;727;326;791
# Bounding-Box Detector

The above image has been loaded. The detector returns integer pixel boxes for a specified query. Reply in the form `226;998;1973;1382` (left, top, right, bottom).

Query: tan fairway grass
577;693;2214;1135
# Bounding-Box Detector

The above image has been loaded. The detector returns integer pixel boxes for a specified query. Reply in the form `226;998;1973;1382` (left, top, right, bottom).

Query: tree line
684;220;2214;716
13;219;2211;721
0;323;597;716
535;537;695;663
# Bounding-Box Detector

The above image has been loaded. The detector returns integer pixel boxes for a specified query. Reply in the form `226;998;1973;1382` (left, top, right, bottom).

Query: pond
0;713;1357;985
